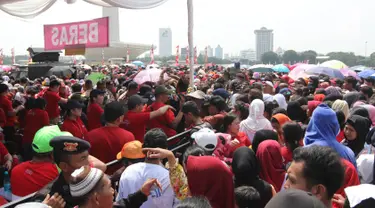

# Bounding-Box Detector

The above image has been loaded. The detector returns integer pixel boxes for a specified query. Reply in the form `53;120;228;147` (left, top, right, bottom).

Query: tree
326;52;358;66
301;50;317;64
261;51;280;64
282;50;300;64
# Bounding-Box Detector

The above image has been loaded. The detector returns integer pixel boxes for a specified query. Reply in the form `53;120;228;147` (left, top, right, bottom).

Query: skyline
0;0;373;56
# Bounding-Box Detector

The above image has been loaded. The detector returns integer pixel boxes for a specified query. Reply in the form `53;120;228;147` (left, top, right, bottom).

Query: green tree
326;52;357;66
261;51;280;64
282;50;300;64
301;50;317;64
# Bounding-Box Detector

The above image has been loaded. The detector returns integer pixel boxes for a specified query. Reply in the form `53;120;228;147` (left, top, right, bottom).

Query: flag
185;46;189;65
0;48;3;65
204;47;208;65
11;48;15;65
101;49;104;65
150;45;155;65
126;49;130;63
175;45;179;66
28;46;32;63
194;46;197;64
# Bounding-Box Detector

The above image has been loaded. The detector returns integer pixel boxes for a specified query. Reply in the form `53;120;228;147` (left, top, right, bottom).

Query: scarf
273;94;287;110
252;129;279;154
287;101;307;123
308;101;322;117
343;115;370;157
256;140;286;192
344;92;361;108
332;100;350;120
325;86;341;96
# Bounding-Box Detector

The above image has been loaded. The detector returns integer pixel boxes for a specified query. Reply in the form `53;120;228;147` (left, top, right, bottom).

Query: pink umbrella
289;63;304;71
0;65;12;72
134;68;169;84
340;68;360;80
288;64;316;80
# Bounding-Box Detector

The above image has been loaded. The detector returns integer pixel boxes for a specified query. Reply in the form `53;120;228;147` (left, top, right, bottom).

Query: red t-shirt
0;108;6;128
85;126;135;174
146;102;176;137
0;142;9;164
23;109;50;144
44;90;61;119
229;132;251;157
0;95;15;126
61;117;88;139
11;161;58;197
87;103;104;131
281;146;293;165
121;111;150;143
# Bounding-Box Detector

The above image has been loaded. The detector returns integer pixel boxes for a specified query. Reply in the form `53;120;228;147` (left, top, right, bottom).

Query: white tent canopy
0;0;170;18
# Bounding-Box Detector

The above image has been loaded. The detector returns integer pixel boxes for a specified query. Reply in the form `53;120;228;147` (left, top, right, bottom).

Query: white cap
191;128;217;152
264;81;274;88
187;90;205;100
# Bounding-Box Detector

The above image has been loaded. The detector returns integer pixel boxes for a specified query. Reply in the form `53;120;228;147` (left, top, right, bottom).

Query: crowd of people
0;65;374;208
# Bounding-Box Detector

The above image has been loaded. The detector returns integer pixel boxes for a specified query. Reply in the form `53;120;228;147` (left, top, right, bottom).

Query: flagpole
187;0;194;88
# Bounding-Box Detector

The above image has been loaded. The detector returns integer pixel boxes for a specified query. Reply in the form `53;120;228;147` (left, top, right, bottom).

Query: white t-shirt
116;162;177;208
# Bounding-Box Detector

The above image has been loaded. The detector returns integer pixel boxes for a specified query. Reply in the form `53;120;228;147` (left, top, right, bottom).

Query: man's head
104;101;125;125
284;146;344;205
143;129;168;161
71;83;82;93
344;76;357;91
360;85;373;101
96;80;106;91
208;95;227;115
90;89;105;104
154;85;170;103
182;101;200;125
49;80;61;92
84;80;93;90
365;78;375;88
127;95;148;113
235;186;261;208
50;136;91;175
263;81;274;94
66;99;84;118
127;81;139;96
249;88;263;104
0;83;9;96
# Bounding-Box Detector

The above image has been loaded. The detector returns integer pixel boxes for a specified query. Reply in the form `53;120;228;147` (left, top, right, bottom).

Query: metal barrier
3;129;192;208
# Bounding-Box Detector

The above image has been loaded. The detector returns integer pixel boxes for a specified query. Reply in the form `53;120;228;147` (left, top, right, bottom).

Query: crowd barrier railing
3;129;192;208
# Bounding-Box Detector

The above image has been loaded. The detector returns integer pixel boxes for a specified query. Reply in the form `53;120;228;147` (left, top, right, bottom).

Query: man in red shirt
85;101;135;174
0;84;24;141
11;125;69;199
87;89;105;131
121;95;175;142
146;85;183;138
43;80;68;124
61;100;88;139
22;98;49;160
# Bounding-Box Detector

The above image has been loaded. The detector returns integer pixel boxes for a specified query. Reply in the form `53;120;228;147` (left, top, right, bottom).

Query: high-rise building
207;45;213;57
240;49;256;61
254;27;274;61
159;28;172;57
215;45;223;59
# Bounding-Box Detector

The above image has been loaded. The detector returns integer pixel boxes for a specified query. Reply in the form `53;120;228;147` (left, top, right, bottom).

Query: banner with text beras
44;17;109;51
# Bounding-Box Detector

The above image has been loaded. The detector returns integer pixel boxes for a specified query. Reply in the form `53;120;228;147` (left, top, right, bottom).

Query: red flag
175;45;180;66
150;45;155;65
0;48;3;65
194;46;197;64
185;46;189;65
11;48;15;64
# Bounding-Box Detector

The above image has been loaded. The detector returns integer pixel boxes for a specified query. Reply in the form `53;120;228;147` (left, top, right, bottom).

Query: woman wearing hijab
350;106;370;120
332;100;350;120
240;99;273;142
281;122;303;165
307;101;322;117
304;104;357;166
186;156;235;208
256;140;286;192
344;92;361;108
313;94;325;102
287;101;308;124
252;130;279;154
232;147;274;207
271;114;291;145
325;86;341;96
273;94;287;110
342;115;370;157
361;104;375;127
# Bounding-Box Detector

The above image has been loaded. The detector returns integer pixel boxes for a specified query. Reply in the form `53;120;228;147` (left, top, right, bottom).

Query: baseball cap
191;128;218;152
90;89;105;98
212;88;230;99
116;141;146;160
154;85;171;95
187;90;205;100
264;81;274;88
128;95;148;110
32;125;73;153
104;101;125;122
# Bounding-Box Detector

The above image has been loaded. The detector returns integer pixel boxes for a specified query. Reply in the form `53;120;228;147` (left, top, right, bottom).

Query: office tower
215;45;223;59
254;27;274;61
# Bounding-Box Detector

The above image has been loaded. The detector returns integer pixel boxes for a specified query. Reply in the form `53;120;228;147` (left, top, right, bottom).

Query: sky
0;0;374;56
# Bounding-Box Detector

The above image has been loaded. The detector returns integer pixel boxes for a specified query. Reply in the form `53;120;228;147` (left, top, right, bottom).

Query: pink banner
44;17;109;51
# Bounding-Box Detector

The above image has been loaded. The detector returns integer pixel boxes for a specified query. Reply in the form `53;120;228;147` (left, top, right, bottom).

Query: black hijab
350;106;370;120
344;92;361;108
343;115;370;157
232;147;273;207
252;130;278;154
287;101;307;123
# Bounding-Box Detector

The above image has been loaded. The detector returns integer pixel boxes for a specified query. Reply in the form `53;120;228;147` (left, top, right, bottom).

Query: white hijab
240;99;273;141
273;94;287;110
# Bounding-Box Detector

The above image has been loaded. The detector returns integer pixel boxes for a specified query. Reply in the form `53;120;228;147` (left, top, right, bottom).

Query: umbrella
288;64;316;80
340;68;360;80
146;64;160;70
248;64;273;73
132;61;144;66
320;60;347;69
47;66;75;77
349;65;372;72
305;66;344;79
289;63;303;71
80;64;92;70
0;65;12;72
358;70;375;78
86;72;106;84
134;68;169;85
272;64;290;73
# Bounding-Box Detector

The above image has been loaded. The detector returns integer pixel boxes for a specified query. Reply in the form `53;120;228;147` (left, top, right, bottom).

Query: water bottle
3;170;11;200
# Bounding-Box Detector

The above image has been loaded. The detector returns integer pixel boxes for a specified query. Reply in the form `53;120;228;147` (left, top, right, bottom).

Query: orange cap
117;141;146;160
